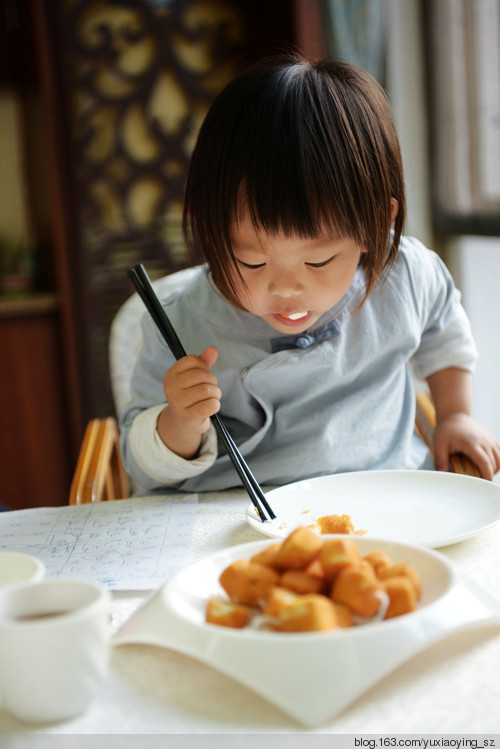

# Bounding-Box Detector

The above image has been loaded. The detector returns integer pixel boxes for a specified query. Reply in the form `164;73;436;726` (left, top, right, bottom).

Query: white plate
114;536;500;726
247;470;500;547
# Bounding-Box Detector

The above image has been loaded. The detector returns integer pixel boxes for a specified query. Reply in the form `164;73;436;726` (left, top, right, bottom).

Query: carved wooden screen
42;0;295;418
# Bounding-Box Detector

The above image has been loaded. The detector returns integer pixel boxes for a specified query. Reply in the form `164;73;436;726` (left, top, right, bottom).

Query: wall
386;0;432;248
386;0;500;482
446;237;500;482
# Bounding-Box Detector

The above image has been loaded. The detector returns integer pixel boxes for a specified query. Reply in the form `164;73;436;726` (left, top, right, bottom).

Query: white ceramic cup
0;552;45;590
0;579;110;724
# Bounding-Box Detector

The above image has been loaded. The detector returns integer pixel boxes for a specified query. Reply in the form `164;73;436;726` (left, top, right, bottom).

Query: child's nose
269;272;303;297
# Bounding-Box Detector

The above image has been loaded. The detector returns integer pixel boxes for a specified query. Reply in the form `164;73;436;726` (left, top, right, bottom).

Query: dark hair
183;54;406;307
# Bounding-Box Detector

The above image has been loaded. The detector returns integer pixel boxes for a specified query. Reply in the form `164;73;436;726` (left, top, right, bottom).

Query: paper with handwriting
0;495;198;589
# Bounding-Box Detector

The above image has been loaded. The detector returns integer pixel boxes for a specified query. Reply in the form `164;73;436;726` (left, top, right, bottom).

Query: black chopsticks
127;263;276;522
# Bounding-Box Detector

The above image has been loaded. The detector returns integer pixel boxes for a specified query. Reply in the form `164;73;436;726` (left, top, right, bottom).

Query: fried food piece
378;562;422;599
319;537;362;581
205;598;251;629
333;602;354;628
274;527;323;570
363;550;394;576
316;514;355;534
305;558;325;578
274;594;338;632
219;559;279;606
264;586;298;618
382;577;417;619
250;542;282;568
280;569;326;595
331;561;383;617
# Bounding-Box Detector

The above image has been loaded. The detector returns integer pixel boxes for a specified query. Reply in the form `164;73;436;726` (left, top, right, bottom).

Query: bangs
231;71;359;242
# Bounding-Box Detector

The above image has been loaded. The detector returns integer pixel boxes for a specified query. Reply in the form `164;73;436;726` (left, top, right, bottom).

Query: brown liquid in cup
13;610;71;621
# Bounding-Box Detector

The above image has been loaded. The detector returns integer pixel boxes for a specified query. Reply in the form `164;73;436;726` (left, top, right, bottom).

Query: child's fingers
479;439;500;479
176;379;222;409
166;376;221;412
198;346;219;369
157;349;221;451
167;353;214;375
184;389;221;421
432;415;500;481
463;445;495;481
167;365;219;393
433;443;450;473
163;353;221;425
164;352;219;391
492;439;500;471
169;380;221;434
436;439;497;481
463;437;500;480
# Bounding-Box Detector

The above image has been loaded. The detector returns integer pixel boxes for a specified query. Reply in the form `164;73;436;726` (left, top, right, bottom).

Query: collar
270;319;341;353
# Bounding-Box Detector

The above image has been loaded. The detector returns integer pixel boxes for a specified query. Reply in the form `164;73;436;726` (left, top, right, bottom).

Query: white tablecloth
1;489;500;735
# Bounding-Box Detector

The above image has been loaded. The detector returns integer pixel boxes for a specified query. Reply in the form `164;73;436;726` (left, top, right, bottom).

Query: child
120;54;500;493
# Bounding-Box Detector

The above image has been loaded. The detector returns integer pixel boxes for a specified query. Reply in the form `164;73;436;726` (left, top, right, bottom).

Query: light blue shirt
120;236;478;493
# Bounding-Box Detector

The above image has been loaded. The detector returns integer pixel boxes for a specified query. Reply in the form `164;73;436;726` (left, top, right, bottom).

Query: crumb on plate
316;513;366;535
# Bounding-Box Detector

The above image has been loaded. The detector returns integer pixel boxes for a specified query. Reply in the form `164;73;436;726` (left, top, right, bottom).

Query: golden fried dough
264;586;298;618
219;559;279;606
378;562;422;599
333;602;354;628
205;598;251;629
274;527;323;570
280;569;326;595
331;561;383;617
250;542;282;568
363;550;393;576
319;537;362;581
274;594;338;632
382;577;418;618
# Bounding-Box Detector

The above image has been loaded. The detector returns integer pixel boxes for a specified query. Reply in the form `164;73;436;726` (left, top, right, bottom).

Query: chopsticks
127;263;276;522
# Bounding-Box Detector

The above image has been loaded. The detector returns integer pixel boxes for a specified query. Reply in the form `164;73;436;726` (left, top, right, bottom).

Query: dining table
1;483;500;738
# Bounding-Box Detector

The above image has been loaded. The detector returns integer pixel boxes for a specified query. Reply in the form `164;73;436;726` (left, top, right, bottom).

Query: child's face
228;212;365;334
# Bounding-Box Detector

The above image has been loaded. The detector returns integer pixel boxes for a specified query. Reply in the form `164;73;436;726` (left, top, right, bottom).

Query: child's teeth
285;312;307;320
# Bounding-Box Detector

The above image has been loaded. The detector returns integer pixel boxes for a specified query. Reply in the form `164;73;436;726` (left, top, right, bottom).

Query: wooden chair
69;269;482;504
69;417;129;504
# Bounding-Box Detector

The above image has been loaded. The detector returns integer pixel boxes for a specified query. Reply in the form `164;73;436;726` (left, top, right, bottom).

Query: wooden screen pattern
57;0;245;416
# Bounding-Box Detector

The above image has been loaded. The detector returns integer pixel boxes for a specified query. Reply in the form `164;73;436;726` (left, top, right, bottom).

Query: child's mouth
273;311;310;325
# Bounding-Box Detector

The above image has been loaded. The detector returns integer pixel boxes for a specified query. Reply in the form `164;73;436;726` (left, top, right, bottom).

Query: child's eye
306;255;336;268
237;260;266;269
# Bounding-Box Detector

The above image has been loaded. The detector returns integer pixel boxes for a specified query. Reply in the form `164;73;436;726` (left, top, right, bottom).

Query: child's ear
390;198;399;223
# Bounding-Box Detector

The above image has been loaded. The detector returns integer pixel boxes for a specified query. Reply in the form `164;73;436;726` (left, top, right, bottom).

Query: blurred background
1;0;499;510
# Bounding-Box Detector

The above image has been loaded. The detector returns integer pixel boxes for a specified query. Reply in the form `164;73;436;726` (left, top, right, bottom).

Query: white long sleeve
128;404;217;486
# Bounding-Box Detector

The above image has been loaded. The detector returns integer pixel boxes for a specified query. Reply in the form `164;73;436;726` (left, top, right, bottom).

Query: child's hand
157;346;221;459
433;413;500;481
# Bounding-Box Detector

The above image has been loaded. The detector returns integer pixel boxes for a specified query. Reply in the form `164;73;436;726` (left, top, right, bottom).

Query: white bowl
114;536;500;726
0;552;45;590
